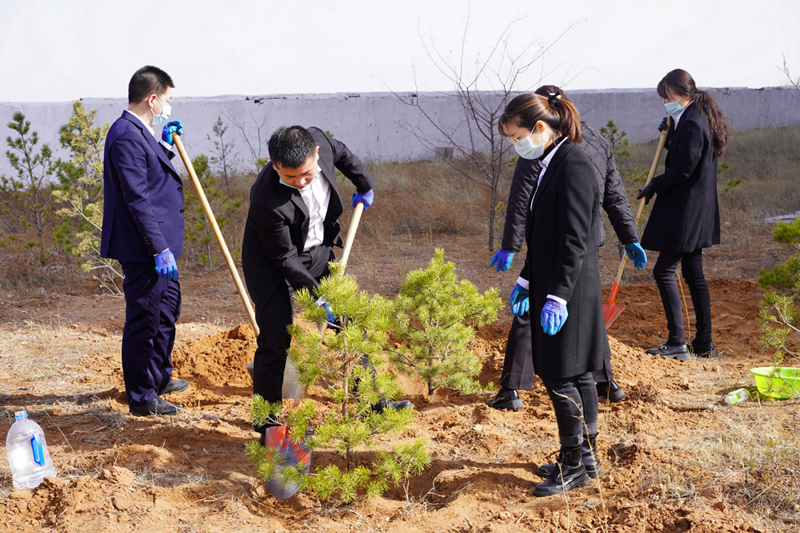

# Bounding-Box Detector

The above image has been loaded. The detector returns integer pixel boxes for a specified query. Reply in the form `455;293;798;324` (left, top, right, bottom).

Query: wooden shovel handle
173;134;260;337
613;119;672;286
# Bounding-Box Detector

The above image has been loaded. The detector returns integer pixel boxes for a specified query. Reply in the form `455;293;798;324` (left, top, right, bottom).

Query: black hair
128;65;174;104
657;69;730;157
268;126;316;169
498;91;582;144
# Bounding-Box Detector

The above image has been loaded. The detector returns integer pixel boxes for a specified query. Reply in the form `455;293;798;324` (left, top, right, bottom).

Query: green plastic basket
750;367;800;399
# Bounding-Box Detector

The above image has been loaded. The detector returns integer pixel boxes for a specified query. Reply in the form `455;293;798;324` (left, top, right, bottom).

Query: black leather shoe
157;380;190;396
533;445;591;497
486;388;524;410
129;397;183;417
371;398;414;414
645;343;689;360
691;342;718;358
537;434;601;479
596;380;626;403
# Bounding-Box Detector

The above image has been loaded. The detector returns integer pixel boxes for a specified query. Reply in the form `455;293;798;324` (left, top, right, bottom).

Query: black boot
536;433;601;479
533;444;591;497
486;387;524;410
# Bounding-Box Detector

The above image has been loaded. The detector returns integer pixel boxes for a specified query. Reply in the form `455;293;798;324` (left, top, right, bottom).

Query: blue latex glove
161;120;184;146
509;284;529;317
541;299;568;336
490;248;515;272
154;249;178;281
657;116;670;132
316;298;337;326
625;242;647;270
352;189;374;210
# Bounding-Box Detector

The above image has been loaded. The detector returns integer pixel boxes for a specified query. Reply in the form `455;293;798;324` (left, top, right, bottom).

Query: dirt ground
1;233;798;533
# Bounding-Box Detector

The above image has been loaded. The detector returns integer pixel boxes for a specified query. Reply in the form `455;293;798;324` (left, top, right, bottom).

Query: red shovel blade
602;281;625;329
263;424;311;500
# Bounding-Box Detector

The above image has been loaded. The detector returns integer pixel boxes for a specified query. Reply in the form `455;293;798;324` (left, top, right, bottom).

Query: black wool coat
501;125;639;253
519;141;609;379
641;103;720;253
241;127;376;306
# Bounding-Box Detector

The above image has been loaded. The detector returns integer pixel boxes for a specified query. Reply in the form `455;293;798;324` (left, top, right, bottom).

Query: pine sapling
392;248;502;397
246;263;429;502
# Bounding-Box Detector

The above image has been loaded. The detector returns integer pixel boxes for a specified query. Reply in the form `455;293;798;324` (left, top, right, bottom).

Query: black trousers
500;312;613;390
540;372;598;447
252;245;333;430
120;260;182;406
652;248;712;346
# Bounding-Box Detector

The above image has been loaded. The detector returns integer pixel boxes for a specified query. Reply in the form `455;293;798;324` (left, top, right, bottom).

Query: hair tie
548;92;561;109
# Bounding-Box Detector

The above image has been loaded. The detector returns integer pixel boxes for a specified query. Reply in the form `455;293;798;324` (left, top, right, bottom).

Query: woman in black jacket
498;92;608;497
637;69;730;360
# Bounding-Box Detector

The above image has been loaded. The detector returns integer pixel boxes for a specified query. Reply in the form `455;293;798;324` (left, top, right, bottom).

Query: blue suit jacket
101;112;185;262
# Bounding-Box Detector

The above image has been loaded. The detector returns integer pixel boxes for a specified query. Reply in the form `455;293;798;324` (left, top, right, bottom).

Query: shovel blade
263;425;311;500
602;303;625;329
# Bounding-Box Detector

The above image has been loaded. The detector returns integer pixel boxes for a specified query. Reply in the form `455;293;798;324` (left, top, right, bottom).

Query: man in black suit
487;89;646;410
242;126;409;442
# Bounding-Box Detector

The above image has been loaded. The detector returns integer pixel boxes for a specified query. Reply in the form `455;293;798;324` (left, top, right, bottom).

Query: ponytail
499;90;582;143
658;69;730;157
693;89;730;157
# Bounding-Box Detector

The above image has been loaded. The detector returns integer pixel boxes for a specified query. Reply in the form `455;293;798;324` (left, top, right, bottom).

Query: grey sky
1;0;798;102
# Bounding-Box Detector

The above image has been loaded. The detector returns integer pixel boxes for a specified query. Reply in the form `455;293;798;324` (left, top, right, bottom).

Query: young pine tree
392;248;502;397
2;112;59;265
246;263;429;502
758;217;800;365
183;154;242;270
52;101;122;293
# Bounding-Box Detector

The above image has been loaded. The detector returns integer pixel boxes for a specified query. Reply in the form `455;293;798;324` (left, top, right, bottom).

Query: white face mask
151;95;172;126
514;130;545;160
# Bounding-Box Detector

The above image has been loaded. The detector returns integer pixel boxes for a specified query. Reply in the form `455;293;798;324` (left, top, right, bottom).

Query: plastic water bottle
5;411;57;488
724;388;749;405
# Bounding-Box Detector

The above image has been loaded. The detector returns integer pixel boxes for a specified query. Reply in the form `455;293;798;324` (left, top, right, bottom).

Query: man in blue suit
101;65;190;416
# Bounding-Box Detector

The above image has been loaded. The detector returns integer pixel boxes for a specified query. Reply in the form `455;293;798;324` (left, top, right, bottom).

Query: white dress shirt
298;168;332;251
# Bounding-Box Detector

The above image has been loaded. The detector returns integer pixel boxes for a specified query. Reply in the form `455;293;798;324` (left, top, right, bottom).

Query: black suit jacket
519;142;608;379
241;127;376;305
501;125;638;253
641;103;720;253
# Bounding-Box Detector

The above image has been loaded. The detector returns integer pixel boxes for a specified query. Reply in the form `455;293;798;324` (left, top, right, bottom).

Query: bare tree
207;116;239;188
781;54;800;90
223;105;269;172
395;7;576;250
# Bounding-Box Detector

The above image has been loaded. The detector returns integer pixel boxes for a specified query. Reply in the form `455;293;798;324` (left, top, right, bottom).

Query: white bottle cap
14;411;28;419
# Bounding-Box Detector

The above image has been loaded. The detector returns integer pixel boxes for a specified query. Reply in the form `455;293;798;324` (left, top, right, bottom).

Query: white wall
1;87;799;179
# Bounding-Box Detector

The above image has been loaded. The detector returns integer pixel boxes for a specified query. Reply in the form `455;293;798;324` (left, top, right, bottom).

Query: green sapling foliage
392;248;502;397
183;154;242;270
758;218;800;364
52;101;122;293
246;263;429;502
2;112;59;265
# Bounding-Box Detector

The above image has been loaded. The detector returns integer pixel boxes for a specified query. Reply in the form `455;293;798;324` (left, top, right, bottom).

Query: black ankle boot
533;443;591;497
536;433;601;479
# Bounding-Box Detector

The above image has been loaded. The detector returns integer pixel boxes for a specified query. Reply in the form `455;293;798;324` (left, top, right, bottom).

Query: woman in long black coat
499;92;609;497
637;69;730;360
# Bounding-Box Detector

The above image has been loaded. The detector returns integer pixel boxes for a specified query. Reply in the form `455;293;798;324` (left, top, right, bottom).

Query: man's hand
155;249;178;281
625;242;647;270
161;120;184;146
509;284;529;317
490;248;515;272
352;189;374;210
541;299;568;335
636;184;655;205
